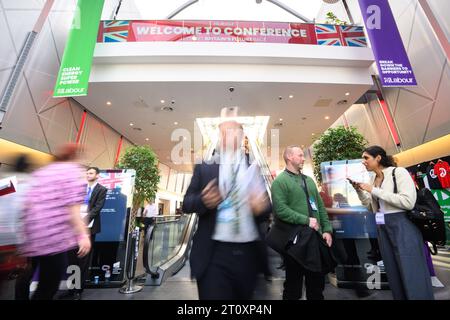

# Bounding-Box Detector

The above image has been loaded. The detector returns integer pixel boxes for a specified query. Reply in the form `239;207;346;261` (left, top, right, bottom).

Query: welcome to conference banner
97;20;367;47
53;0;104;98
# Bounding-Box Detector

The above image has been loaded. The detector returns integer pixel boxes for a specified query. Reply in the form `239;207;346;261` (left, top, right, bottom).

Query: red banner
97;20;367;47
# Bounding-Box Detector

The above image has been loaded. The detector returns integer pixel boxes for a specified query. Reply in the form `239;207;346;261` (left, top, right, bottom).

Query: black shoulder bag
392;168;446;254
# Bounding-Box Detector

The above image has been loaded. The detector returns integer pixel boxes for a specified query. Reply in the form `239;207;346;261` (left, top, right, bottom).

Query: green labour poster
53;0;104;97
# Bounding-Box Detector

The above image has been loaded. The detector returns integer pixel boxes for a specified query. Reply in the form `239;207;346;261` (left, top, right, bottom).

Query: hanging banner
358;0;417;87
53;0;104;97
97;20;367;47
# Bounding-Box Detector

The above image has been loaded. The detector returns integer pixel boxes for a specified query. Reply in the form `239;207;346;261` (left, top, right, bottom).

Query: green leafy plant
312;126;367;184
325;12;348;25
117;145;160;230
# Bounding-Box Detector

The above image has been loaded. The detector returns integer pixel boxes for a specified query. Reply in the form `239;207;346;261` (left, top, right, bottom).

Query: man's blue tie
85;186;92;205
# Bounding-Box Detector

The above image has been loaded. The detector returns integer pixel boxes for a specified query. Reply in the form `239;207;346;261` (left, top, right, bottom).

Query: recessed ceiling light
130;123;134;126
145;138;149;141
160;99;165;104
279;118;283;121
345;92;350;96
312;133;315;136
289;95;294;99
325;116;330;120
174;122;178;125
106;101;112;106
183;137;187;140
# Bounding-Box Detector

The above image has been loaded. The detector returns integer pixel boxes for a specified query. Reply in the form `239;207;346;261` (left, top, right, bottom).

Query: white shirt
357;166;417;214
143;203;158;217
212;151;263;243
87;182;97;196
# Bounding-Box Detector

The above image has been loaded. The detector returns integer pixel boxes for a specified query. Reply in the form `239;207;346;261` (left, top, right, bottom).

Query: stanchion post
119;227;143;294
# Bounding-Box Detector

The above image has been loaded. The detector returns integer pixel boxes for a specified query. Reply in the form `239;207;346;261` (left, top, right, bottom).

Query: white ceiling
75;80;370;172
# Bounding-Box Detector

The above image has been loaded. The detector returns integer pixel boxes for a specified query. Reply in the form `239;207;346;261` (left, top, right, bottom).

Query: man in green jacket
271;145;333;300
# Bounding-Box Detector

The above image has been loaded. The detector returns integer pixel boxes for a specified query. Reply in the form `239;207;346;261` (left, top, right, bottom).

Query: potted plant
117;145;160;231
312;126;367;185
324;12;348;25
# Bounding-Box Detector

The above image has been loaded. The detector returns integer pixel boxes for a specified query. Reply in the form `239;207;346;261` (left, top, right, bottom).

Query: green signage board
53;0;104;97
432;188;450;246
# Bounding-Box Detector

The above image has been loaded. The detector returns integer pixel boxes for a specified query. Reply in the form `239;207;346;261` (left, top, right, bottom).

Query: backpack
392;168;447;254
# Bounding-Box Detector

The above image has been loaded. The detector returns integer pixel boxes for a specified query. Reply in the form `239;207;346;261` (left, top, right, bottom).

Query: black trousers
283;254;325;300
197;241;259;300
68;234;96;293
15;252;67;300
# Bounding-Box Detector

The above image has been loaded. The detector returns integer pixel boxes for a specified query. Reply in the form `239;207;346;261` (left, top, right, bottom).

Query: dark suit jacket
87;183;107;235
182;162;272;280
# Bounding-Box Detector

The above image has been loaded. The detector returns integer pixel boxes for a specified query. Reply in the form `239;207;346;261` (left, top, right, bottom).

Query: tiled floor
78;249;450;300
2;249;449;300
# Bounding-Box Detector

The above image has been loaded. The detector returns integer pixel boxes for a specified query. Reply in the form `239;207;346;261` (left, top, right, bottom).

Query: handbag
392;168;446;253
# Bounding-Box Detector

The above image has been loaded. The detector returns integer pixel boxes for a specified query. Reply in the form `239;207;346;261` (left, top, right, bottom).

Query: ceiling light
161;106;174;112
345;92;350;96
145;138;149;141
289;95;293;99
183;137;187;140
325;116;330;120
312;133;315;136
160;99;165;104
106;101;112;106
130;123;134;126
279;118;283;121
174;122;178;125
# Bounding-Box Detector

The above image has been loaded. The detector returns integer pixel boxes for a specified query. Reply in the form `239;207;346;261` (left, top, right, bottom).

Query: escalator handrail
143;223;159;277
143;214;190;277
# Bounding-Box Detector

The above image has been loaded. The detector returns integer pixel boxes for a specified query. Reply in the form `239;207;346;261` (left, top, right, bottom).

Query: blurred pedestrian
182;107;272;300
0;155;32;297
17;144;91;300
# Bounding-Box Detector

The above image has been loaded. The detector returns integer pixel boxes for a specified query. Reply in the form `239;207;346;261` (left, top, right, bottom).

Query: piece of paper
80;204;94;228
0;176;17;197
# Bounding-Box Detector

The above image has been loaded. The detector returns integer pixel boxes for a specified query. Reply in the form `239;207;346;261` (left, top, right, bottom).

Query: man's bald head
283;145;305;171
219;120;244;152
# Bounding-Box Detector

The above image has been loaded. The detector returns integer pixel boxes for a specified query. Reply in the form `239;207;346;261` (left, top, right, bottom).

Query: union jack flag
315;24;343;46
98;20;130;42
99;172;123;190
340;25;367;47
315;24;366;47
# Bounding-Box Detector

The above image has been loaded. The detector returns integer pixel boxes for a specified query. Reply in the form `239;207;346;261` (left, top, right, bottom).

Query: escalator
142;213;198;285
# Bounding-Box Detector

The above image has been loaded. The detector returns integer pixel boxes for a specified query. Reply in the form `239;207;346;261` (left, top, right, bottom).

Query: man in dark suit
61;166;107;300
182;107;272;300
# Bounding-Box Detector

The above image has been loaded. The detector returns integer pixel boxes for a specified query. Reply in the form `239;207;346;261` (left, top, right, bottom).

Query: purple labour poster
359;0;417;87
